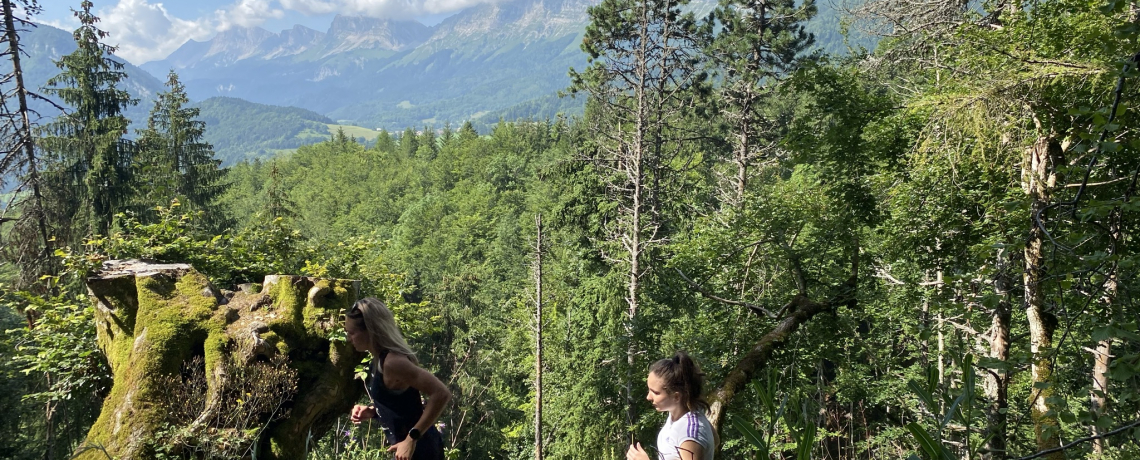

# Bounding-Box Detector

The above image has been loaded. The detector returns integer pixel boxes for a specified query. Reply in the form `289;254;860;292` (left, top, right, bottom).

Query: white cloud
37;17;78;31
99;0;217;64
279;0;498;21
215;0;285;30
94;0;501;64
277;0;341;15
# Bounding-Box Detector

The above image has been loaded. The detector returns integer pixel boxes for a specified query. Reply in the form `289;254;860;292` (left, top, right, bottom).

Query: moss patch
82;268;362;460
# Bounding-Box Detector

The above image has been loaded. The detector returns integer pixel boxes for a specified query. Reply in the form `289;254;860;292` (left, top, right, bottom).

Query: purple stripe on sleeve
688;413;697;439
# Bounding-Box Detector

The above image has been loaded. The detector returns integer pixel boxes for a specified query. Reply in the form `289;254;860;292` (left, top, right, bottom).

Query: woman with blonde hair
345;297;451;460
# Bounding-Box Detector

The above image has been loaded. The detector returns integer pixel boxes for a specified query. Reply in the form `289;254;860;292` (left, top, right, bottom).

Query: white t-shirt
655;411;715;460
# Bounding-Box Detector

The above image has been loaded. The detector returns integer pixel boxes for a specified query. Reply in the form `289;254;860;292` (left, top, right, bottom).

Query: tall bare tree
1023;136;1062;459
533;214;545;460
705;0;815;203
569;0;708;423
0;0;57;288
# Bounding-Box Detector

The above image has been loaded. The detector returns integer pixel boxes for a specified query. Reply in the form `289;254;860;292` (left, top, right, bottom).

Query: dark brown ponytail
649;351;708;413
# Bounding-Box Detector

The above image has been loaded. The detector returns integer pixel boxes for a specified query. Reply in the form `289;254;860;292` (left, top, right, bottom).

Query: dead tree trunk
1023;137;1062;459
708;294;831;432
572;0;705;425
1;0;53;287
1090;338;1111;454
983;250;1012;460
1090;214;1121;455
78;260;363;460
533;214;545;460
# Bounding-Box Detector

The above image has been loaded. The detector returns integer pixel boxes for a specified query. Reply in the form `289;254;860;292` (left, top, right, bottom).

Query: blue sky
32;0;468;65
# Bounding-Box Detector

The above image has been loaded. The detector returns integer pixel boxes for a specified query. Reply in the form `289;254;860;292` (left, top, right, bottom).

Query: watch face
409;428;421;440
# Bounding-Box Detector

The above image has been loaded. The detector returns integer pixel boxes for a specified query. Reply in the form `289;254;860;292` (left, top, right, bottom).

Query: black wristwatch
408;428;422;441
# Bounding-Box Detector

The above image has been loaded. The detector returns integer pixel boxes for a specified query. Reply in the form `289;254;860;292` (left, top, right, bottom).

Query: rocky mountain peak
208;26;276;61
428;0;594;42
264;25;326;59
322;14;431;54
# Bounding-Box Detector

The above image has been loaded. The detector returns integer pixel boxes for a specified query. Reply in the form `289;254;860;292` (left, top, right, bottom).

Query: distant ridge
136;0;865;133
195;97;335;165
9;0;871;166
16;22;165;128
140;0;596;130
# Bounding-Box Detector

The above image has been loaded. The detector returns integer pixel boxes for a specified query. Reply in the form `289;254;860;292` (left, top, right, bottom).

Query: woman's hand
388;437;417;460
349;404;376;424
626;442;650;460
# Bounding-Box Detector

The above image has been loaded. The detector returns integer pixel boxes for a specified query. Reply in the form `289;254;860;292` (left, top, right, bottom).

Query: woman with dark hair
345;297;451;460
627;352;717;460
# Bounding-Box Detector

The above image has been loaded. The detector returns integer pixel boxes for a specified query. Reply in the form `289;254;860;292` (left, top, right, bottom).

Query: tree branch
674;268;777;318
1012;418;1140;460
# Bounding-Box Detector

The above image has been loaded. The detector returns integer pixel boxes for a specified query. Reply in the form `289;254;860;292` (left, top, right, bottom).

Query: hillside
195;97;335;165
5;1;872;167
12;22;165;129
140;0;868;133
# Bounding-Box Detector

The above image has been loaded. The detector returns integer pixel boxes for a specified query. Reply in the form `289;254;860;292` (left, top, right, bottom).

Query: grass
325;124;382;141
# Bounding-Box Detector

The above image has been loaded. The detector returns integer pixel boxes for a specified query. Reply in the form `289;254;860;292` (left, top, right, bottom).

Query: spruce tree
38;0;136;241
373;129;395;153
134;70;227;228
399;127;418;159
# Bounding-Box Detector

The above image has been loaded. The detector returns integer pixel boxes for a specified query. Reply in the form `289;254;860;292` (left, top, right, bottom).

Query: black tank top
366;351;444;460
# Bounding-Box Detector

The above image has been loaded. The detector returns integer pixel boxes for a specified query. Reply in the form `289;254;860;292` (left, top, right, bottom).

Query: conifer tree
416;126;437;160
705;0;815;202
0;0;55;287
134;70;228;229
373;129;395;153
569;0;707;426
264;161;295;222
400;127;418;158
38;0;136;241
458;121;479;142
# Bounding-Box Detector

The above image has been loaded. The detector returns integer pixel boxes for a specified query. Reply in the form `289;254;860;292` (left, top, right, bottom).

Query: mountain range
141;0;596;130
6;0;870;167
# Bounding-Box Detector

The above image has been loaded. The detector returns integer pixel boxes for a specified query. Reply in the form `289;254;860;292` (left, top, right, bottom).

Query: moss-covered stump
80;260;364;460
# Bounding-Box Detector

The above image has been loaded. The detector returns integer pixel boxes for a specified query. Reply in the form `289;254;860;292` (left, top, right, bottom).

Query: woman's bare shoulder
382;352;419;375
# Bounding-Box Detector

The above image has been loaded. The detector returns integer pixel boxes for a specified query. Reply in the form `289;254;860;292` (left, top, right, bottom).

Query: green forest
2;0;1140;459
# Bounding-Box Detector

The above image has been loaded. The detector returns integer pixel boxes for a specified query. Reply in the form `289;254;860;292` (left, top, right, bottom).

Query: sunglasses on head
346;301;364;319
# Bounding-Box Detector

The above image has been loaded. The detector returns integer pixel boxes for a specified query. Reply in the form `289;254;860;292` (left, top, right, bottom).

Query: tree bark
708;246;858;432
983;250;1012;459
78;260;363;460
1090;338;1111;455
1023;137;1062;459
707;294;830;432
534;214;544;460
1090;215;1120;455
1;0;52;283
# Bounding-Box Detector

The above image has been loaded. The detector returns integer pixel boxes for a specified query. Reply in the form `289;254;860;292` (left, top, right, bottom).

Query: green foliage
38;0;137;240
305;416;390;460
729;370;821;459
903;357;980;460
62;200;303;288
6;0;1140;459
2;290;109;404
0;284;110;460
134;71;229;232
195;96;333;165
